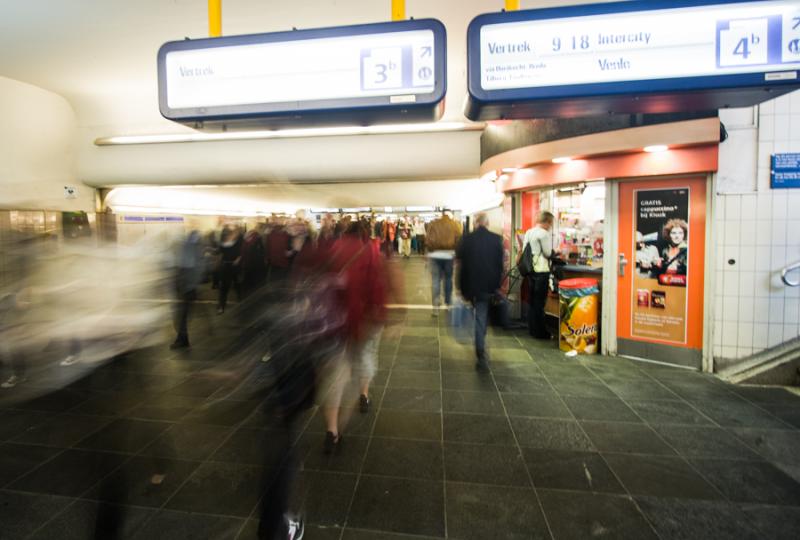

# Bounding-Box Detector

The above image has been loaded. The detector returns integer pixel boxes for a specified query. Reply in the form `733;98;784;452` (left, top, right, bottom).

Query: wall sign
632;188;690;344
466;0;800;119
771;153;800;187
158;19;446;129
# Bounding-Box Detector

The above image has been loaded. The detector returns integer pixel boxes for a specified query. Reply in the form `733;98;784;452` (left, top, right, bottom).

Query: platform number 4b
718;17;769;66
362;47;403;90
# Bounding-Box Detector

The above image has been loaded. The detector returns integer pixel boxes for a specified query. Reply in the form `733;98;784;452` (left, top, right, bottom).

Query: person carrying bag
520;211;556;340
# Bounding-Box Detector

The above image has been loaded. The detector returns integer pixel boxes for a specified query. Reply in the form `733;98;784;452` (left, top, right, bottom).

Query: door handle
619;253;629;277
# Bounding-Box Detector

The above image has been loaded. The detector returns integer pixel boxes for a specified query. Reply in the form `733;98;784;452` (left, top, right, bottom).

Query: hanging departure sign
465;0;800;120
158;19;446;129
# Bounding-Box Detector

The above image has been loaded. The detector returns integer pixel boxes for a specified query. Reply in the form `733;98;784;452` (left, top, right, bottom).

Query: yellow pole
505;0;520;10
209;0;222;37
392;0;405;21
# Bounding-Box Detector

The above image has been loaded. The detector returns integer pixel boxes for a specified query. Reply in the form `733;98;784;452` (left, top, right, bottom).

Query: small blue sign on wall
771;153;800;189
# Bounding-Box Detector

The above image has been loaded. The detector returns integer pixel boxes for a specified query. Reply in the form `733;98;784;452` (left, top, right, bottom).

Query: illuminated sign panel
158;19;446;128
466;0;800;119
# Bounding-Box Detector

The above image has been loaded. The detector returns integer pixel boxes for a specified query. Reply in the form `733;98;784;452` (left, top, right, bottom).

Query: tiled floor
1;256;799;539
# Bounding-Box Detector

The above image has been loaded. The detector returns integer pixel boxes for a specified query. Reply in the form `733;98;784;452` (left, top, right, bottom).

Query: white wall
713;92;800;365
0;77;93;212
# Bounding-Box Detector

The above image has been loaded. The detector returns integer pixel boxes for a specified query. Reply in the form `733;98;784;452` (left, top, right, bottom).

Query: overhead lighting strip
95;121;486;146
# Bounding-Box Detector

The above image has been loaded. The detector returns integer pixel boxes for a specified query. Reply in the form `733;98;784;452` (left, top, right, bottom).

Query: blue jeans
430;258;454;307
473;299;490;364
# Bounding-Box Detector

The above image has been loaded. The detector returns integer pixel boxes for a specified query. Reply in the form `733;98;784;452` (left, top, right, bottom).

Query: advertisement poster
632;188;689;343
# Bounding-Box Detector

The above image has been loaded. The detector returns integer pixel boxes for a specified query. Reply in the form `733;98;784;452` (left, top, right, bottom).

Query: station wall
713;92;800;365
0;77;93;212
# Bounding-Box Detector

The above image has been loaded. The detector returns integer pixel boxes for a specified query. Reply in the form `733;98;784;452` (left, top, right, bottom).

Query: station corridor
1;257;799;540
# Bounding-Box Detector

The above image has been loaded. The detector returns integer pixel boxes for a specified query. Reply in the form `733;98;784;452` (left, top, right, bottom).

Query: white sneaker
286;516;304;540
1;375;25;388
60;355;80;366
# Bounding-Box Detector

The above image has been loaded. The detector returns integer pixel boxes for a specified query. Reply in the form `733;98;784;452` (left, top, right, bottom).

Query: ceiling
0;0;596;208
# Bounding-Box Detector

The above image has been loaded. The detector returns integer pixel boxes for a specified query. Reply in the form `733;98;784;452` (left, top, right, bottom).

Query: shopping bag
449;299;474;344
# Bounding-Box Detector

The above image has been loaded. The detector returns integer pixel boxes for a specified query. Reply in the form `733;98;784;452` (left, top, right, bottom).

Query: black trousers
174;289;196;344
528;272;550;338
416;234;426;254
219;263;240;310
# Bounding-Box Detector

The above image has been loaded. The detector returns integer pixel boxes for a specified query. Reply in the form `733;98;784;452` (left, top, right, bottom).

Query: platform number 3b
717;11;800;68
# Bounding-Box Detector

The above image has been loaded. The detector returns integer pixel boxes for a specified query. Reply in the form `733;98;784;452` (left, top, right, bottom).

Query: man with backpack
521;211;555;339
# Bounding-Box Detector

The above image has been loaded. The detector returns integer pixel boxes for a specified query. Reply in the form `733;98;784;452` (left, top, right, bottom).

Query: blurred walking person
217;227;242;314
456;213;503;373
426;211;462;315
171;230;204;349
322;221;388;454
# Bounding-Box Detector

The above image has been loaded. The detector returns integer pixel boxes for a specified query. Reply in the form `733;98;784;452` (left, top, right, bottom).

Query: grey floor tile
362;437;443;480
140;423;232;461
441;371;496;392
581;422;676;455
740;504;800;540
392;355;441;372
85;455;200;507
290;470;357;527
522;448;624;494
442;390;504;415
691;459;800;505
381;388;441;412
635;496;763;540
603;453;723;499
0;490;73;539
563;397;642;423
510;417;594;451
373;410;441;441
538;489;658;540
0;410;51;441
730;427;800;463
494;375;554;394
444;442;529;487
604;380;679;400
0;443;61;488
443;413;515;445
342;529;442;540
9;448;128;497
446;482;548;540
129;509;244;540
694;399;790;429
550;380;618;399
501;393;572;418
211;427;280;466
626;399;714;426
180;399;260;426
733;386;800;405
165;461;262;517
296;433;369;474
388;370;441;391
28;500;156;540
759;404;800;429
75;418;172;454
11;413;112;447
654;425;762;460
348;475;444;537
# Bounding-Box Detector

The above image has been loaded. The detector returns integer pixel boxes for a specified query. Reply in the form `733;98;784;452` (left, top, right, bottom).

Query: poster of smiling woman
632;188;690;344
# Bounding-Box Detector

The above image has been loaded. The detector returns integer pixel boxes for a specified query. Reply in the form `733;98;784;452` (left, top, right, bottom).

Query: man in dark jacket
456;213;503;373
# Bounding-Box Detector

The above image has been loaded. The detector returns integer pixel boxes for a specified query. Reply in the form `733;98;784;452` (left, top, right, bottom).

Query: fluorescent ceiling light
644;145;669;153
95;122;486;146
552;157;573;164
